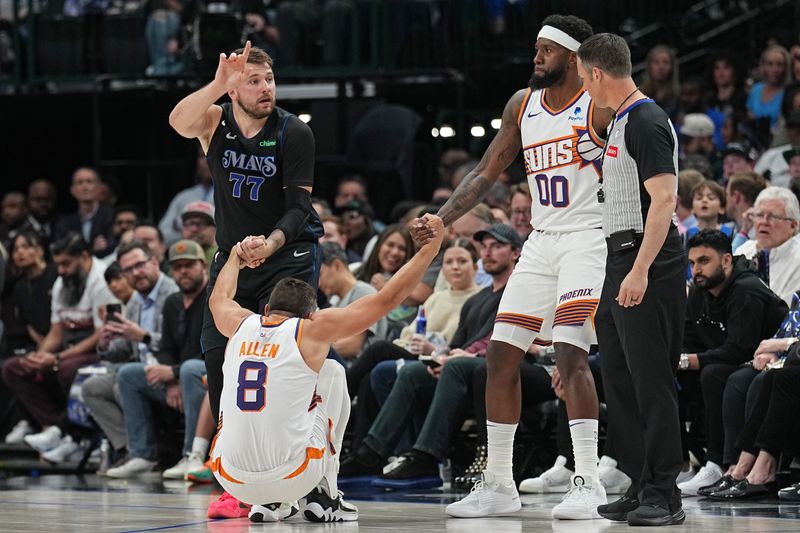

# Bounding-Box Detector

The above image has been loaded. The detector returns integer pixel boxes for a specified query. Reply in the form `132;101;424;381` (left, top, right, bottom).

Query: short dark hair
338;175;368;193
231;45;273;68
51;232;90;257
577;33;631;78
321;241;349;265
541;14;594;44
104;261;124;283
115;204;142;220
267;278;317;318
134;220;165;243
117;239;154;262
687;229;732;255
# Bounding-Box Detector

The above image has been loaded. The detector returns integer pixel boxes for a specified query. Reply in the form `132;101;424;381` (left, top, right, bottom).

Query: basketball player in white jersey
412;15;613;519
208;215;444;523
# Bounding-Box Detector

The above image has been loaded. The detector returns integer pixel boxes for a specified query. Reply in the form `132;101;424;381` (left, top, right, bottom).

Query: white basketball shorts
492;228;607;352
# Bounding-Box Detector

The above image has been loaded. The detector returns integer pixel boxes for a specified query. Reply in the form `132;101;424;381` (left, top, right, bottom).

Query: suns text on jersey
522;125;600;176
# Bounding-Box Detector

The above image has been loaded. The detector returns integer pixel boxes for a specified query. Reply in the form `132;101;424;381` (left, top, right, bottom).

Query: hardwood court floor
0;475;798;532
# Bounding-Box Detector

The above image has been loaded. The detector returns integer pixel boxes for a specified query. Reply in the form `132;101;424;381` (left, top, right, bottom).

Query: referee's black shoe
597;483;639;521
627;503;686;526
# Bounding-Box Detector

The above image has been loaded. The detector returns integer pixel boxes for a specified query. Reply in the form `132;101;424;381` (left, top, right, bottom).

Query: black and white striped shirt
600;98;679;237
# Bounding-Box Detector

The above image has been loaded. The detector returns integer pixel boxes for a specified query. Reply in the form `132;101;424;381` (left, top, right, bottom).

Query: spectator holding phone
81;240;179;469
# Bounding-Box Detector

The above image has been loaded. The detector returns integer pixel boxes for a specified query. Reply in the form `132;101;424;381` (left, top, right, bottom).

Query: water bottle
99;438;111;473
416;308;427;335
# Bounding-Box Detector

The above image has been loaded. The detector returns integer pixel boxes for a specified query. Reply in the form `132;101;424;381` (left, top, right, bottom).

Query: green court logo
259;140;276;147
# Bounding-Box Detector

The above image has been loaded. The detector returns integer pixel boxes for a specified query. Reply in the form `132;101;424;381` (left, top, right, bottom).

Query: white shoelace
561;484;594;505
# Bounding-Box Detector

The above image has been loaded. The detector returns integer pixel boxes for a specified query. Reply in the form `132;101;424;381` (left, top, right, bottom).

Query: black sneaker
598;483;640;521
339;446;383;478
697;475;735;497
627;503;686;526
300;487;358;522
778;483;800;501
381;450;439;481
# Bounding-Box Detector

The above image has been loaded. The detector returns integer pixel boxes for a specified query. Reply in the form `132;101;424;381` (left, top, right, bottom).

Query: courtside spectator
55;168;115;258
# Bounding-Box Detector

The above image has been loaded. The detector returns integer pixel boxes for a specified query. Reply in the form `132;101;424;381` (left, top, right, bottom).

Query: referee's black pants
595;234;686;507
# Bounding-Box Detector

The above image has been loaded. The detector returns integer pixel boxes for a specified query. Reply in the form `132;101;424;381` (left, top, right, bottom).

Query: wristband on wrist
679;353;690;370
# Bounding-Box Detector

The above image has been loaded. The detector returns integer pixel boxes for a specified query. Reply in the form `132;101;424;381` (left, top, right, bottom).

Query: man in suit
55;167;115;258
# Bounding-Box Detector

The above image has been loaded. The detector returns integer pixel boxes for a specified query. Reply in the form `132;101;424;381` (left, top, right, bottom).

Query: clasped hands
234;235;274;269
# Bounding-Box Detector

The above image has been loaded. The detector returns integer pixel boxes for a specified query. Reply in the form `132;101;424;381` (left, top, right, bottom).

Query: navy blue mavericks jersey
206;103;323;252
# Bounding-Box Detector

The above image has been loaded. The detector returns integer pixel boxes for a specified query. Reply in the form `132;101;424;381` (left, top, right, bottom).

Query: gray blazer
101;274;180;364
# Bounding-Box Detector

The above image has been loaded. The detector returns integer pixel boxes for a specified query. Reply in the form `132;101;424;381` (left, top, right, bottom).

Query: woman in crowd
347;239;481;448
3;231;58;444
747;45;791;130
640;45;681;119
708;50;747;118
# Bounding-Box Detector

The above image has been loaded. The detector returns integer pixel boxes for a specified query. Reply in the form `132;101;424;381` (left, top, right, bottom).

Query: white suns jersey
217;314;318;473
519;88;604;232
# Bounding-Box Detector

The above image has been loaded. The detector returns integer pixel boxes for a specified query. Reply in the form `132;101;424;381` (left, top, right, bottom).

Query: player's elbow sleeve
275;187;312;242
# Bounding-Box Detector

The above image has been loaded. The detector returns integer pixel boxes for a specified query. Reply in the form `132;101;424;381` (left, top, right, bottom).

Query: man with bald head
26;179;60;246
55;167;115;258
0;192;29;250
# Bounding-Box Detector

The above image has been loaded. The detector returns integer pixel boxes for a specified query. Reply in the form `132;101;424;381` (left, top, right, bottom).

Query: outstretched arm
208;243;253;338
303;215;446;349
438;90;525;226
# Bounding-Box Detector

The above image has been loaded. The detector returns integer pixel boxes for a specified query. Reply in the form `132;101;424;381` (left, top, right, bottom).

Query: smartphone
418;355;441;369
106;303;122;323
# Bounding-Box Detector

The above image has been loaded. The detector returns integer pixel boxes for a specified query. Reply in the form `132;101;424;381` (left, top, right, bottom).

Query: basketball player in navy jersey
169;41;323;519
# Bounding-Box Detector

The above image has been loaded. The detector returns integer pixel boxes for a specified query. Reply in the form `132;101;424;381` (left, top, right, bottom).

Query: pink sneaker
207;491;251;519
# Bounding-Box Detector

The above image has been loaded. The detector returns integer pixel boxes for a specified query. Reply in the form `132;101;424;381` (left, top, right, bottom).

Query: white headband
537;25;581;52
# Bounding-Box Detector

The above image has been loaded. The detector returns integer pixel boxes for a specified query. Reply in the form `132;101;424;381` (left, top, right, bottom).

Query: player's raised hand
410;216;438;247
214;40;252;92
420;214;445;250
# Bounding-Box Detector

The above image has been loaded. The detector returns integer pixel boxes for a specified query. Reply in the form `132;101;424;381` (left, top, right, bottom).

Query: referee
577;34;687;526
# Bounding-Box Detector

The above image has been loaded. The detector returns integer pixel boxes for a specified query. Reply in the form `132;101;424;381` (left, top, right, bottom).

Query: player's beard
60;266;89;307
529;62;568;90
694;266;726;291
236;96;273;120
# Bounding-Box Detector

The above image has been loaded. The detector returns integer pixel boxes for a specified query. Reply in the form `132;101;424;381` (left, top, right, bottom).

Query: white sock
191;436;210;457
569;418;599;486
485;421;517;484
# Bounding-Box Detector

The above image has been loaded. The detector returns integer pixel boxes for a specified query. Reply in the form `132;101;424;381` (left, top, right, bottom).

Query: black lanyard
597;87;641;204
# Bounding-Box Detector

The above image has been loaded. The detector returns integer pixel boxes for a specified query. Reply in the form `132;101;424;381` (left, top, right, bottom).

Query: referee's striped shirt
601;98;679;237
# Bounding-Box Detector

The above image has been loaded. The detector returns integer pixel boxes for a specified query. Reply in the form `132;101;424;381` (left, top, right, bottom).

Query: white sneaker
551;477;607;520
678;461;723;496
162;452;205;480
23;426;62;453
41;435;83;464
249;501;300;523
105;457;158;478
676;465;696;485
598;456;631;494
519;455;573;494
4;420;33;444
446;471;521;518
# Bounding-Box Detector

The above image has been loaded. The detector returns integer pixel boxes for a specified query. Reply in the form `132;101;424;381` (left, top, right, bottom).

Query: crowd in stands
1;35;800;504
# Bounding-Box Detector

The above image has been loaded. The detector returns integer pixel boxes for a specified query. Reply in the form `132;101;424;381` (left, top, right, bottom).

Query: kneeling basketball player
207;214;445;522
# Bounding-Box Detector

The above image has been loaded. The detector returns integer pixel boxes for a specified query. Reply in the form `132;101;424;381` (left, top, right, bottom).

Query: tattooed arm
438;90;526;226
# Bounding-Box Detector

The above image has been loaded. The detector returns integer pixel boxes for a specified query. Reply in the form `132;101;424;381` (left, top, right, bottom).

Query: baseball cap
473;223;523;249
335;199;375;219
681;114;715;138
181;201;215;225
320;241;349;265
782;145;800;164
721;141;756;162
169;239;206;263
